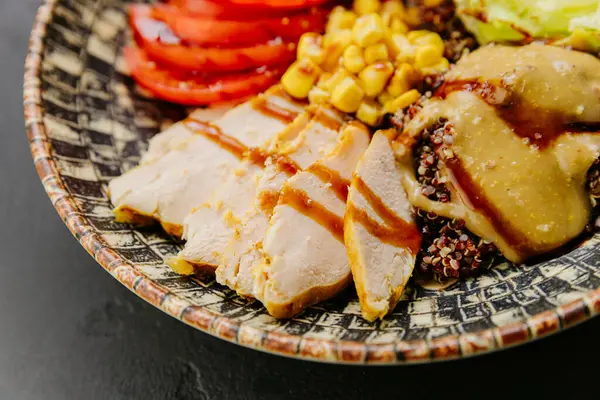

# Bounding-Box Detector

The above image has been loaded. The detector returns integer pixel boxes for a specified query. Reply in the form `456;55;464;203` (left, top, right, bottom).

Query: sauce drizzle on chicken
252;94;301;124
347;176;422;254
184;119;248;159
308;163;349;202
278;187;344;243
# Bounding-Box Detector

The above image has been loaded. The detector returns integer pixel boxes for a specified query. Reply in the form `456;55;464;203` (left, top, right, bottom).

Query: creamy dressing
396;44;600;263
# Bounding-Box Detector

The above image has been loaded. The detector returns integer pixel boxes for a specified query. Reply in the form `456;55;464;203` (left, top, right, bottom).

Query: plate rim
24;0;600;365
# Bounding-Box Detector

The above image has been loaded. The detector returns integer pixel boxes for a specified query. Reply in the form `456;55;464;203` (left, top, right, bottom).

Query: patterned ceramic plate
24;0;600;364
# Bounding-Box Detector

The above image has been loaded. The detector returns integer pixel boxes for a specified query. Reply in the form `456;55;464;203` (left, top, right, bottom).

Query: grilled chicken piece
108;87;303;237
254;122;370;319
141;106;232;165
173;111;315;270
218;160;289;297
344;131;421;321
216;107;345;297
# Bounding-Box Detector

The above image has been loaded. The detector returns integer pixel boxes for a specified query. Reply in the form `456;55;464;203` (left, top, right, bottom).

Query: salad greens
455;0;600;51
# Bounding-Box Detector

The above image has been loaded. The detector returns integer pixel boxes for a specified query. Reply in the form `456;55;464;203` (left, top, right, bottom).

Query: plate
24;0;600;364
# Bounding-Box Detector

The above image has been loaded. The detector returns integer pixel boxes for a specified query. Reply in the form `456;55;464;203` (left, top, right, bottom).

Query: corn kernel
404;7;421;26
381;12;393;26
308;87;330;105
384;89;420;113
407;30;429;42
331;77;365;113
352;14;385;47
410;31;444;49
326;8;357;33
414;44;444;69
320;68;351;92
386;34;414;61
356;100;383;126
381;1;405;18
343;45;366;73
389;17;409;34
377;91;394;106
381;2;406;26
297;33;325;65
353;0;381;16
387;63;416;97
420;57;450;75
281;59;322;99
316;72;332;89
322;29;353;71
364;43;389;64
358;61;393;97
423;0;444;7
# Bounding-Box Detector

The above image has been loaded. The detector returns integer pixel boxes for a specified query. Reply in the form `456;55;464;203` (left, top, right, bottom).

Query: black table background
1;1;599;399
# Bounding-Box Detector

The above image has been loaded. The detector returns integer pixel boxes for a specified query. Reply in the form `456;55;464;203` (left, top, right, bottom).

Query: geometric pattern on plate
24;0;600;363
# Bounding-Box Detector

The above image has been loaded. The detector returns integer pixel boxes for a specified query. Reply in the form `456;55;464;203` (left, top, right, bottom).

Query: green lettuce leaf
455;0;600;51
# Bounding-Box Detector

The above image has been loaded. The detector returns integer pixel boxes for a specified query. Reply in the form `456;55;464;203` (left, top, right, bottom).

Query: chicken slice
141;105;233;165
216;107;345;296
254;122;370;319
172;111;315;271
108;86;303;237
344;131;421;321
217;161;290;297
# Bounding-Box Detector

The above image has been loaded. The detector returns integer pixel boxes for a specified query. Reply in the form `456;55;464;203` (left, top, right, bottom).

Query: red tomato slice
144;4;327;46
223;0;331;8
169;0;291;19
130;9;296;73
125;46;283;105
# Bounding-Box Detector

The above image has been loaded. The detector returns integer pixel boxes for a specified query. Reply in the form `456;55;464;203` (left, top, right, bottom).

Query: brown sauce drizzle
246;148;269;165
279;187;344;243
444;157;532;257
437;79;600;149
272;154;301;176
184;117;301;175
308;163;350;202
247;149;300;175
251;95;300;124
348;177;422;254
312;108;344;131
184;119;248;159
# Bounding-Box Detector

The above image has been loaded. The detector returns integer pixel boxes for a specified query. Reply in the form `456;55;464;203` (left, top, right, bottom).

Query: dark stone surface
1;1;600;399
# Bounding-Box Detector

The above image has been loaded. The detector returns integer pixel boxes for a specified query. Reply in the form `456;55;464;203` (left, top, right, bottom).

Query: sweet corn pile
281;0;449;126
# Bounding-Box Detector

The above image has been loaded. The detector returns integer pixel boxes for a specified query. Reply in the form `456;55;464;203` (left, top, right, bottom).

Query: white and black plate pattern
24;0;600;364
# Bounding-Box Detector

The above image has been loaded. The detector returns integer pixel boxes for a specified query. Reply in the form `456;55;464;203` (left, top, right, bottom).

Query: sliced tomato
169;0;291;19
169;0;337;18
223;0;331;8
130;9;296;73
143;4;327;46
125;46;283;105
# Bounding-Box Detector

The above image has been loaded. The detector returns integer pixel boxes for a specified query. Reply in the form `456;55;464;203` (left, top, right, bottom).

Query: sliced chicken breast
108;86;303;237
172;111;314;270
141;105;232;165
218;160;289;297
344;131;422;321
215;107;345;297
253;122;370;319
